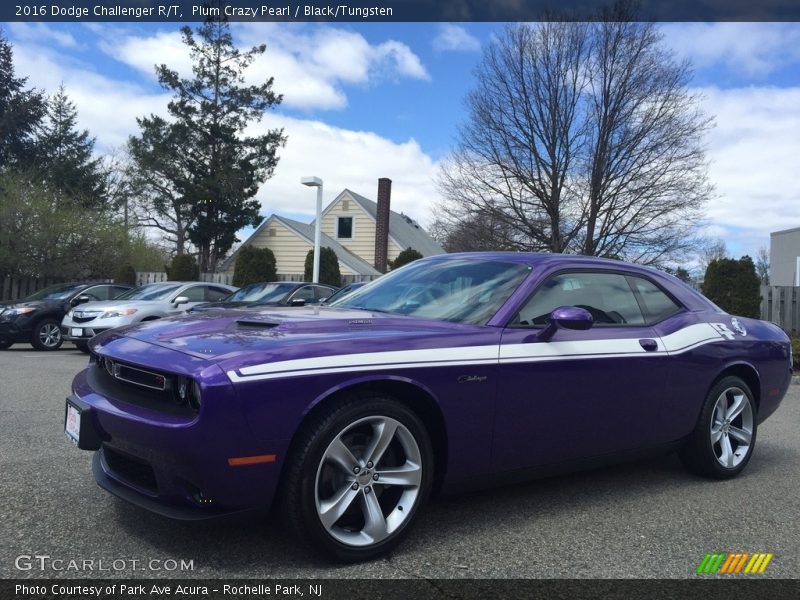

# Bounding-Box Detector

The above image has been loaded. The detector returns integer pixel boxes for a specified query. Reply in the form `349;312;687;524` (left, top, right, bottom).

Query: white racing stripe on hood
226;322;727;383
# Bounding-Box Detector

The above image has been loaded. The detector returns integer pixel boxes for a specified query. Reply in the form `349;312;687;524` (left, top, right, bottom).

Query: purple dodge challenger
65;253;792;561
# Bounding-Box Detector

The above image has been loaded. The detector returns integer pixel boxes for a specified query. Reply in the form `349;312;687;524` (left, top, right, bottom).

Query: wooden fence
0;276;111;302
761;286;799;336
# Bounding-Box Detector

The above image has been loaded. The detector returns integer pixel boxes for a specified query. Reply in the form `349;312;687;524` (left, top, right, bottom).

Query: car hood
70;300;163;311
91;306;493;378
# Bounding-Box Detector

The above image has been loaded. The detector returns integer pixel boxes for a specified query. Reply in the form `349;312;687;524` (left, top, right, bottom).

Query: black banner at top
4;0;800;22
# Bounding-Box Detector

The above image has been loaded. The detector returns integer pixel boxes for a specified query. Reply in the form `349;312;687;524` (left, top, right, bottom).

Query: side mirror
290;298;306;307
540;306;593;341
173;296;190;306
72;295;91;306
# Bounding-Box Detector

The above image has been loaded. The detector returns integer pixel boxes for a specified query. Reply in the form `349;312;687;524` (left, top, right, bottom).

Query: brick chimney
374;178;392;273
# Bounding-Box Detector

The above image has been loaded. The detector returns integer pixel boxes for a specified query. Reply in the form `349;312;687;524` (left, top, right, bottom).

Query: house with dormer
221;178;444;281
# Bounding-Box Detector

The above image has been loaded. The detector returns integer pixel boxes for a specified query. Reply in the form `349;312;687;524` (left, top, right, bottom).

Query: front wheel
679;376;757;479
281;395;434;562
30;319;63;351
73;340;90;354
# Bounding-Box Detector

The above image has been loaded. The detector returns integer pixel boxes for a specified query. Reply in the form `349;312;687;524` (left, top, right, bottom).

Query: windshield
24;283;87;301
227;282;295;303
115;283;183;302
332;258;532;324
325;282;366;304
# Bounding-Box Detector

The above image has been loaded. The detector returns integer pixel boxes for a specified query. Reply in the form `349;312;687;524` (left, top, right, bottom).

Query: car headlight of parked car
100;308;138;319
3;307;36;317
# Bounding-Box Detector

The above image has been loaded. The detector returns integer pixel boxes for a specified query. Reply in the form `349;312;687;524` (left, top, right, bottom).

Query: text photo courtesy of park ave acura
2;0;800;598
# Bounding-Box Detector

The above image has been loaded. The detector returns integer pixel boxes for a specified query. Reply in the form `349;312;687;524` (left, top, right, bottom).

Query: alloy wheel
39;323;62;349
314;415;422;547
710;386;754;468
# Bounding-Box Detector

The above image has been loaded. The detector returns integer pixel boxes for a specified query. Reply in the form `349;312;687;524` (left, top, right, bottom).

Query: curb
793;375;800;386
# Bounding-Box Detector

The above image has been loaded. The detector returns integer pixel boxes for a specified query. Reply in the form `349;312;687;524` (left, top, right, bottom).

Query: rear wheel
30;319;63;351
679;376;757;479
282;394;433;562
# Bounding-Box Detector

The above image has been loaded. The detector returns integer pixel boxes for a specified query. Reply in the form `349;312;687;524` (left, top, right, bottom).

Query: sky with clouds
4;21;799;259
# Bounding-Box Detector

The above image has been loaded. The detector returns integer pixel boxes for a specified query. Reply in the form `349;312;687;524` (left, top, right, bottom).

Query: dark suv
0;282;132;351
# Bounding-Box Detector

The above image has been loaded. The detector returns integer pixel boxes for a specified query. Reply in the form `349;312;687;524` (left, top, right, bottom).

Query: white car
60;281;237;352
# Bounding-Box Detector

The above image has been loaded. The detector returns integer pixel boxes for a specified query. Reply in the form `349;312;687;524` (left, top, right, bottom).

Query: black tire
0;340;12;350
679;376;757;479
281;393;434;562
74;340;90;354
30;318;63;351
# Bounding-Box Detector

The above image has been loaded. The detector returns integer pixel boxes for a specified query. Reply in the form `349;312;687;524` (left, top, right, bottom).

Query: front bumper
0;319;33;344
70;353;286;518
61;315;135;341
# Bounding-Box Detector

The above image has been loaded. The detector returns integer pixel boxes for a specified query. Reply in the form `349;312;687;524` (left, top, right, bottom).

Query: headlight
5;307;35;316
100;308;138;319
175;377;202;412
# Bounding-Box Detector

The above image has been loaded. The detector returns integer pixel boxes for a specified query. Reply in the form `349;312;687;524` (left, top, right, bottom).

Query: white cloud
248;114;440;226
433;24;481;52
698;86;800;253
99;23;430;111
661;23;800;77
9;32;441;229
7;22;80;49
11;41;170;149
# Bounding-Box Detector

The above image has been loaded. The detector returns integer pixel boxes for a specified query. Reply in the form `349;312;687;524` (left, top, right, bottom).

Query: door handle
639;338;658;352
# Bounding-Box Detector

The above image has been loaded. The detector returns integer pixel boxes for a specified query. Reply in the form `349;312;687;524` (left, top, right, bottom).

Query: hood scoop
235;318;281;329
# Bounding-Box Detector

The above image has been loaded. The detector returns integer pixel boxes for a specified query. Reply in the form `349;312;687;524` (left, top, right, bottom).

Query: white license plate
65;403;81;444
70;328;83;337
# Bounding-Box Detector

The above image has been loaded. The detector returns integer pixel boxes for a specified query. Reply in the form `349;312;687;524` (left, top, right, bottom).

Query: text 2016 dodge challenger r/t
64;253;792;561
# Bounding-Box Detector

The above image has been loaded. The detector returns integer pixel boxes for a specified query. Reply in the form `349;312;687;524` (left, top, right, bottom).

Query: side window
82;285;112;301
314;286;334;301
180;286;207;302
292;286;316;302
111;286;131;298
629;277;681;324
517;272;645;327
206;286;231;302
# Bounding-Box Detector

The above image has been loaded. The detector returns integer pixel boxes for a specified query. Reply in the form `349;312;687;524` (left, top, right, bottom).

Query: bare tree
436;2;713;266
755;245;770;285
698;237;728;275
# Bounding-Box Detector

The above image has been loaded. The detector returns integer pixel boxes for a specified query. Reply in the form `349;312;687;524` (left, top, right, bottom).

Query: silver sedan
60;281;237;352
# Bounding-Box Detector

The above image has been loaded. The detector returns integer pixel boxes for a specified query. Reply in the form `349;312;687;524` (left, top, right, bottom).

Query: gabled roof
321;189;445;257
274;216;381;277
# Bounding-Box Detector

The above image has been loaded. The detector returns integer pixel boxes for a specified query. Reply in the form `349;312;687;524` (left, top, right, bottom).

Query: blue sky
5;21;800;261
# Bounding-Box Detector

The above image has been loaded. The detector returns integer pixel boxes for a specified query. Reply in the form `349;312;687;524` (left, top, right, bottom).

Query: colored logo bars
696;552;773;574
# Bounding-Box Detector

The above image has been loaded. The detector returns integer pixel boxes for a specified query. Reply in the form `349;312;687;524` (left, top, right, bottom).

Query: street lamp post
301;176;323;283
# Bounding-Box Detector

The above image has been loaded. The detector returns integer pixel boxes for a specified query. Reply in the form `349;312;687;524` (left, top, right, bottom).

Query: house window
337;216;353;240
342;199;350;211
268;228;276;237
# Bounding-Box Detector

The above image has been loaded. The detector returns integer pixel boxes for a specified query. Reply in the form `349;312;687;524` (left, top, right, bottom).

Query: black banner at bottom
2;579;799;600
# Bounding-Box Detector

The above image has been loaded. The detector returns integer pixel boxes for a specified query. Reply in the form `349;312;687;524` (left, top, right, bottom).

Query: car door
492;270;670;473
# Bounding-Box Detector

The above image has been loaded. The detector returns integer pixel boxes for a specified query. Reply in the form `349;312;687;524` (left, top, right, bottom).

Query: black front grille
103;446;158;493
72;315;98;323
87;360;196;417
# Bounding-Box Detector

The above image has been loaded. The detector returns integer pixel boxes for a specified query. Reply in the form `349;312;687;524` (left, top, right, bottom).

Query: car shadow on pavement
103;446;795;574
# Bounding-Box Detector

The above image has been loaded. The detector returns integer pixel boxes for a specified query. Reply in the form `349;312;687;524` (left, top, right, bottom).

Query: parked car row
0;279;370;351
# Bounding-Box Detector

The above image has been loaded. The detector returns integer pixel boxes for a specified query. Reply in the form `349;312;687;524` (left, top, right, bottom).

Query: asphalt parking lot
0;344;797;579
